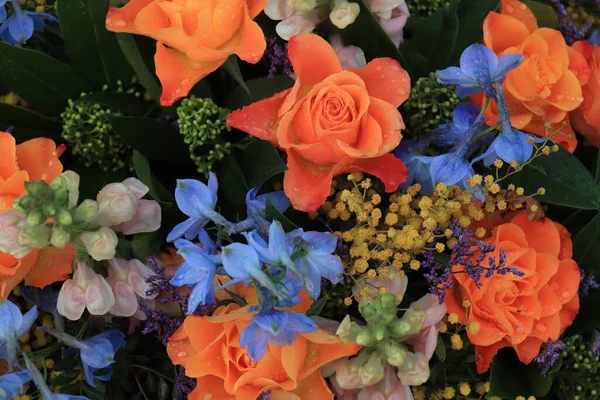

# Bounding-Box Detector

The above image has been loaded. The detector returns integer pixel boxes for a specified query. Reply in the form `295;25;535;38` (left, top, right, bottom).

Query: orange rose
480;0;590;152
570;40;600;146
168;302;361;399
227;34;409;212
445;211;580;374
0;132;75;299
106;0;267;106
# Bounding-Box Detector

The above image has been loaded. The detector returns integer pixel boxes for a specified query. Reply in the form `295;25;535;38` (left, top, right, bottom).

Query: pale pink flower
366;0;410;47
265;0;321;40
358;366;414;400
330;34;367;69
107;258;158;317
405;294;447;359
397;352;429;386
0;211;30;258
79;227;118;261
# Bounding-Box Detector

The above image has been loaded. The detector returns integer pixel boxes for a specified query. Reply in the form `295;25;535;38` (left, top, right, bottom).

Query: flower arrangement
0;0;600;399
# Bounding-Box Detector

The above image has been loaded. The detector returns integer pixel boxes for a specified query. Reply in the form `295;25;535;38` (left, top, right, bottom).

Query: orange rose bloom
480;0;590;152
168;303;361;399
0;132;75;299
445;211;580;374
227;34;410;212
571;40;600;146
106;0;267;106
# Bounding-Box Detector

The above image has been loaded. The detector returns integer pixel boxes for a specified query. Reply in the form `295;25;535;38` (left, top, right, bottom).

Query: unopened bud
53;188;69;207
388;320;411;337
19;225;51;249
358;352;385;387
26;208;44;226
43;203;56;217
51;225;70;249
360;303;377;320
56;209;73;225
24;181;49;198
17;195;34;210
377;293;396;312
329;0;360;29
400;308;427;335
287;0;317;10
79;227;118;261
53;171;80;209
73;200;99;224
336;315;353;343
373;325;386;341
383;341;407;367
356;329;376;347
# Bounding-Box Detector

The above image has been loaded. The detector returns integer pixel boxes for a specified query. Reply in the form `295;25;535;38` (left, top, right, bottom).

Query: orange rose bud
227;34;410;212
480;0;588;152
0;132;74;299
445;210;580;374
167;303;361;400
106;0;268;106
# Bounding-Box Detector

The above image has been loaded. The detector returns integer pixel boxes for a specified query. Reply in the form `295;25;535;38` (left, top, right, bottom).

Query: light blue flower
244;186;290;236
240;309;316;361
590;29;600;46
170;238;218;314
288;230;343;299
244;221;299;274
0;300;37;369
0;1;7;24
23;351;89;400
0;370;31;399
0;1;56;45
433;103;484;147
429;152;477;188
167;173;224;242
437;44;523;98
394;140;435;193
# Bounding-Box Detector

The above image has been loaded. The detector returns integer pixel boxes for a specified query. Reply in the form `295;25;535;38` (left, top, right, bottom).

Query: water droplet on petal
41;173;48;180
516;325;524;333
180;78;191;85
505;4;514;12
106;18;112;25
536;323;547;332
519;3;527;10
48;160;53;167
177;351;188;357
293;187;299;192
114;20;127;28
376;66;382;71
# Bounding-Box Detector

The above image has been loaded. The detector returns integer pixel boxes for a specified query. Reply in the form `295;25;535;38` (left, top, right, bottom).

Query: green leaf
224;75;294;110
489;348;557;399
405;3;459;78
158;378;170;400
505;146;600;210
522;0;559;28
75;92;150;116
57;0;132;90
223;288;248;307
132;231;163;260
265;198;297;231
116;33;162;102
0;42;91;115
52;356;81;372
306;296;328;317
223;56;251;97
218;154;249;205
0;103;62;132
110;115;190;162
573;212;600;274
435;336;447;362
239;140;287;188
342;0;410;74
131;150;175;206
567;290;600;334
83;387;107;400
450;0;500;66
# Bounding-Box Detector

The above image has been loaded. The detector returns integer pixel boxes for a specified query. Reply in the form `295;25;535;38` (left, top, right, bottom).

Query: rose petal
500;0;538;33
348;58;410;108
483;12;530;54
106;0;154;33
283;149;335;212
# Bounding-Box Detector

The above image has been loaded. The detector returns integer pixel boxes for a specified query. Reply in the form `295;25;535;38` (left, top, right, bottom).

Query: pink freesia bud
397;352;430;386
358;366;413;400
111;178;161;235
330;34;367;69
57;261;115;320
276;11;321;40
404;294;447;359
353;267;408;304
79;227;118;261
330;0;360;29
122;178;149;199
107;258;158;317
0;211;30;258
93;182;137;227
366;0;409;47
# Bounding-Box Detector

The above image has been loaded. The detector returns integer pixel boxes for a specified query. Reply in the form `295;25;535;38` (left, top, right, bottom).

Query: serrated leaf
224;75;294;111
110;116;190;162
116;33;162;102
57;0;132;89
0;42;91;115
239;140;287;188
75;91;150;116
506;146;600;210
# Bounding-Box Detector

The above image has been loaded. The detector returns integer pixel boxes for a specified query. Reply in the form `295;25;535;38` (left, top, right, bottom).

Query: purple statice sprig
550;0;593;45
534;339;566;376
421;250;453;302
592;330;600;357
579;269;600;296
175;365;197;396
265;36;292;78
145;257;192;314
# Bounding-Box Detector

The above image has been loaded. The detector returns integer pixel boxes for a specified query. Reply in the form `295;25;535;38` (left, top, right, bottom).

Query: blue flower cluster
0;0;56;45
167;173;344;361
397;44;546;193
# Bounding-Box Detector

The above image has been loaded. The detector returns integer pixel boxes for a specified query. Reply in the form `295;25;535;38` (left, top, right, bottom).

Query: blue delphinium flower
436;44;524;98
21;285;64;331
0;299;37;369
39;328;125;387
167;173;229;242
240;309;316;361
0;0;57;45
394;140;435;193
243;186;290;236
23;352;89;400
432;103;484;147
288;229;343;299
0;369;31;399
170;238;219;314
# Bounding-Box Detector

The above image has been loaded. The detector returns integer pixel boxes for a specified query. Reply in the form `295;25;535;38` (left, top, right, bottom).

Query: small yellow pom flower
493;159;504;168
344;297;353;306
435;243;445;253
537;187;546;195
409;259;421;270
459;382;471;396
451;334;463;350
516;187;525;195
462;300;471;307
442;387;456;399
448;313;459;324
467;321;480;335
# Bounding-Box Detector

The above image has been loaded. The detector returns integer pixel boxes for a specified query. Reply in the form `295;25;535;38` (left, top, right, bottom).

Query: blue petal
269;329;297;346
196;229;217;255
298;231;337;254
174;179;215;218
285;312;317;334
436;67;476;87
221;243;258;281
452;103;479;134
0;6;6;24
240;321;269;361
591;29;600;46
92;330;125;351
244;230;277;265
245;186;260;203
7;13;33;43
80;338;115;369
429;153;470;186
0;370;31;398
493;53;524;82
21;286;58;313
253;310;288;335
207;172;219;207
305;253;343;284
493;130;534;166
298;258;322;298
459;44;498;85
267;221;295;265
456;85;484;98
17;305;38;338
167;217;206;242
256;191;290;213
187;278;216;315
82;362;96;387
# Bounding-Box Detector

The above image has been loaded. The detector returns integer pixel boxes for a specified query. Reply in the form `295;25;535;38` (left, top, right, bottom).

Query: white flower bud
73;199;99;224
79;227;118;261
93;183;137;227
330;0;360;29
0;211;31;258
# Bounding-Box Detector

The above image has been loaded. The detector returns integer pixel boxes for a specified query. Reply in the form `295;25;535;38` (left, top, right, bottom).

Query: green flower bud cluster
400;72;459;138
338;293;426;366
406;0;451;17
177;96;233;178
555;334;600;400
61;82;141;172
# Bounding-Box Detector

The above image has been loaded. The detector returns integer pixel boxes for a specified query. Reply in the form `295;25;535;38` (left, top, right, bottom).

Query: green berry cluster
400;72;459;138
406;0;451;17
177;96;232;178
61;83;140;172
555;333;600;400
